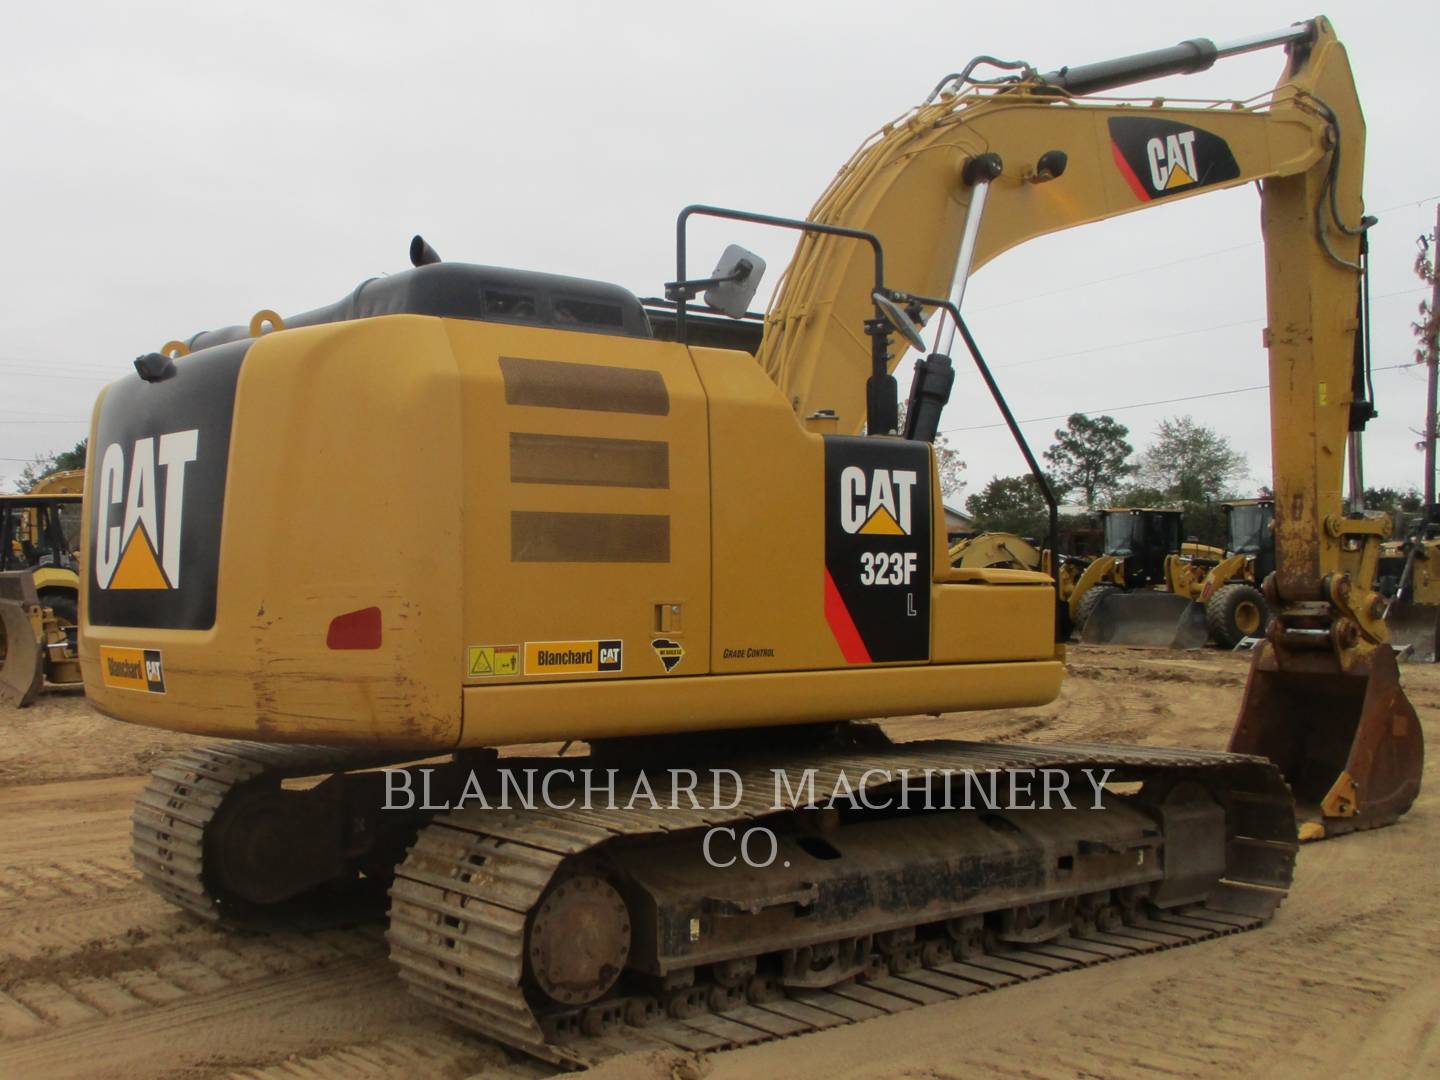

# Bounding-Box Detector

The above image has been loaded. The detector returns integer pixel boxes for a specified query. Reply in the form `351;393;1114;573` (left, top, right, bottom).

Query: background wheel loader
1379;526;1439;661
1071;508;1210;647
0;470;85;706
1074;502;1276;649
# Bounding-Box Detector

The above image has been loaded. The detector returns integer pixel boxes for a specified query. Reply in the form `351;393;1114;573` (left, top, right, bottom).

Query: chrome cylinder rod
935;171;995;356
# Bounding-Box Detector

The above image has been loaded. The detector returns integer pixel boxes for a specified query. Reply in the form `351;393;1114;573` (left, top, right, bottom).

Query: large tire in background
1074;583;1118;636
37;587;77;627
1205;582;1270;648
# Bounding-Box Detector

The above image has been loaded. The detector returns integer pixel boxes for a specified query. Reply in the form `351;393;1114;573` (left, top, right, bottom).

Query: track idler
1230;637;1423;840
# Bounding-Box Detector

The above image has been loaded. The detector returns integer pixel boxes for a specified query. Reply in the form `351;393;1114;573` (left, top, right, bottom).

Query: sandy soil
0;646;1436;1079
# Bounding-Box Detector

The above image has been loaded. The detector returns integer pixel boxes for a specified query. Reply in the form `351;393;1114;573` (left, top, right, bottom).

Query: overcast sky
2;1;1435;499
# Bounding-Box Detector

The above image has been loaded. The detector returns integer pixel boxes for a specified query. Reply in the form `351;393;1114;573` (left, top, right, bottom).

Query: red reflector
327;606;382;650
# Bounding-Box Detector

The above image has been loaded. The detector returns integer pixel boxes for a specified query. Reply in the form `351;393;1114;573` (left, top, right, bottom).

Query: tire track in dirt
0;960;403;1078
1;647;1435;1079
224;1034;547;1080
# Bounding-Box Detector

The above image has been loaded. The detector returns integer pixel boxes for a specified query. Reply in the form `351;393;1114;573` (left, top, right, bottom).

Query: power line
969;242;1257;314
989;285;1425;370
942;361;1416;434
966;193;1440;314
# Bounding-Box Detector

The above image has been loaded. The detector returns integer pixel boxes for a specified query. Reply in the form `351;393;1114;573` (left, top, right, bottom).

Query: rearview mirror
703;244;766;318
871;291;928;353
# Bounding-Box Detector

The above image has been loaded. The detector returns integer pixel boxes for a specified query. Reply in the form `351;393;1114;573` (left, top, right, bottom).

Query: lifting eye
1028;149;1068;184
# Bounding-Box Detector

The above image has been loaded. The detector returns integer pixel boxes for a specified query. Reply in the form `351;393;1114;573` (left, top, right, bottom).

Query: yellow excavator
79;17;1420;1064
0;469;84;706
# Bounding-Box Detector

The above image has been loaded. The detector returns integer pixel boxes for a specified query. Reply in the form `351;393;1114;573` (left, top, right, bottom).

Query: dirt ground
1;646;1437;1079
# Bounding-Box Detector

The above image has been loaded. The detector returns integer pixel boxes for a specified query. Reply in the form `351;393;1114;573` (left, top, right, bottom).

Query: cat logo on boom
93;429;200;591
1107;116;1241;202
1146;130;1199;191
839;466;918;537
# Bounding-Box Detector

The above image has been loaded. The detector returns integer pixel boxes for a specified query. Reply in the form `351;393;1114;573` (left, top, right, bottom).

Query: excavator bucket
1229;642;1423;840
1383;602;1438;663
0;597;45;708
1078;591;1209;649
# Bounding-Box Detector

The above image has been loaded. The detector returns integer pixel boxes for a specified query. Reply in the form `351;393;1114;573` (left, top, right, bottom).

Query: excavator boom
758;16;1419;838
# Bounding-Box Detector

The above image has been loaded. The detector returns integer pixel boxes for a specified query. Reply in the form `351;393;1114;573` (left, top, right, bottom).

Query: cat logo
93;429;199;591
1146;130;1198;192
1107;117;1240;203
839;466;917;536
98;646;167;694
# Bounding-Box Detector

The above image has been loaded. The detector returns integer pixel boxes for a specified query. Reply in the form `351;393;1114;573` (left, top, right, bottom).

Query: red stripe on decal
824;569;871;664
1111;139;1152;201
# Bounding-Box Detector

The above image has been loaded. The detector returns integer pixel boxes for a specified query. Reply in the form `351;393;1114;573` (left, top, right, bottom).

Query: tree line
962;413;1423;548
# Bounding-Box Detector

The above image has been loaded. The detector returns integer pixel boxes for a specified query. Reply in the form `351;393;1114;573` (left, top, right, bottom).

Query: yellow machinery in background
1380;530;1439;661
1168;499;1277;648
1070;508;1205;646
78;18;1421;1063
1190;499;1276;647
1073;501;1276;649
0;469;84;706
949;531;1085;634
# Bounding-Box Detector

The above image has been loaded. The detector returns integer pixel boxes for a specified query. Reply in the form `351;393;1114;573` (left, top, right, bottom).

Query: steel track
131;742;411;920
386;740;1297;1067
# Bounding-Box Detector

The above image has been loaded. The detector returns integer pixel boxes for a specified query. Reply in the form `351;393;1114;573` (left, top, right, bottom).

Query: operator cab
1101;508;1182;590
0;495;82;574
1224;498;1275;581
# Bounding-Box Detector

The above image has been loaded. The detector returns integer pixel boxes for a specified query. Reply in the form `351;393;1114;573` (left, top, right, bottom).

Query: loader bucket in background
1384;602;1438;663
1078;591;1209;649
1229;642;1423;840
0;598;44;708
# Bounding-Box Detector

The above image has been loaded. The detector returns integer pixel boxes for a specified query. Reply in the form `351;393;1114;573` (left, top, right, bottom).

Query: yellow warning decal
524;639;623;675
467;644;519;678
99;646;167;693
